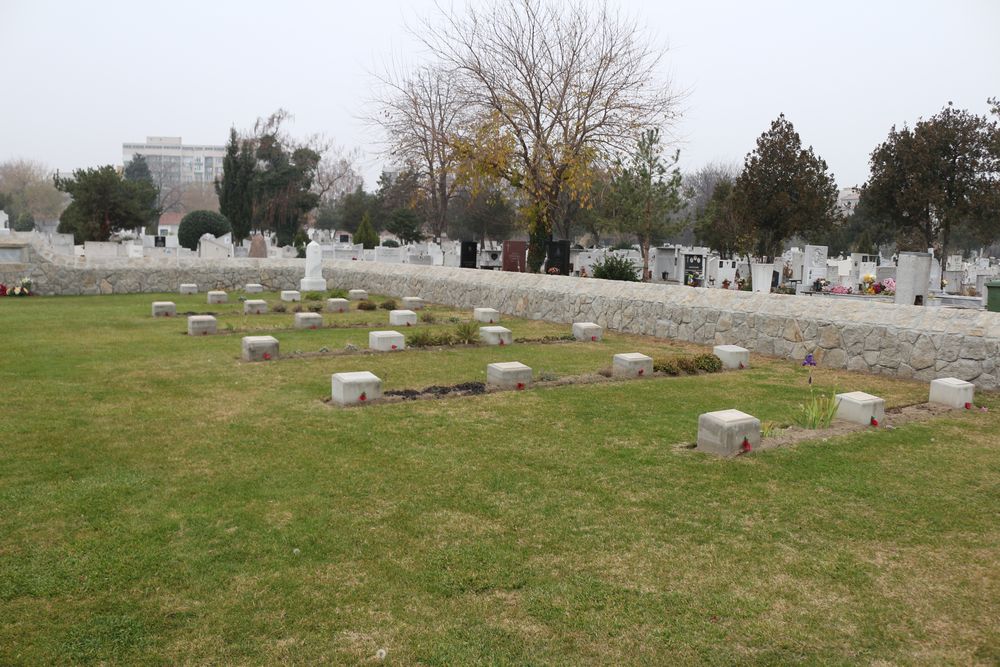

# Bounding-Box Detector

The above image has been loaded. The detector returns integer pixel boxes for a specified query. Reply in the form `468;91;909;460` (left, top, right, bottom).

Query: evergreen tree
56;166;158;242
731;115;839;260
354;212;379;248
215;128;255;242
607;129;686;281
386;208;425;244
123;154;160;232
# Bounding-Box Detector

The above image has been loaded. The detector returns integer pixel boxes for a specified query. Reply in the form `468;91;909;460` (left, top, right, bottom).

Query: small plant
303;291;325;302
453;321;480;344
591;254;640;282
272;303;287;313
447;316;461;323
693;353;723;373
380;299;398;310
597;367;613;378
419;311;437;324
407;330;437;347
537;370;558;382
653;358;680;375
761;421;778;437
308;304;323;313
357;300;377;311
675;356;699;375
293;305;304;313
795;390;841;429
328;288;347;299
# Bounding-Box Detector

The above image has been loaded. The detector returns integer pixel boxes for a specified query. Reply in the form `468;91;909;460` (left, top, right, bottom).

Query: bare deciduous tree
418;0;682;269
371;63;465;240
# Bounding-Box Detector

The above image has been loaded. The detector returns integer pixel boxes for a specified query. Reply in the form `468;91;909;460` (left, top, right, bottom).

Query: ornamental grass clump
796;389;841;429
380;299;398;311
453;321;479;344
357;300;378;311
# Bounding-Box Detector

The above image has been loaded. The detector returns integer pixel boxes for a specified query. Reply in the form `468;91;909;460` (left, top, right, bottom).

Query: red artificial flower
262;352;271;360
964;402;972;410
870;417;879;427
359;392;367;401
741;437;752;453
637;368;644;376
391;344;397;350
516;382;525;390
591;336;597;342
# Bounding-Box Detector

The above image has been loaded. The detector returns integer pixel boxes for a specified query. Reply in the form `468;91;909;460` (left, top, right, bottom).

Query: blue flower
802;353;816;367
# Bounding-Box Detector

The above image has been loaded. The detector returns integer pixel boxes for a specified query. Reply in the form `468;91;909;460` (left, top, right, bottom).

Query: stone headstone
300;240;326;291
248;233;268;259
612;353;653;377
331;371;382;405
835;391;885;426
895;252;932;306
697;409;761;457
487;362;532;389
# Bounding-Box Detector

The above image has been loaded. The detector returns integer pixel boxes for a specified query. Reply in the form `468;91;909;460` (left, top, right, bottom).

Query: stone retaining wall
4;240;998;389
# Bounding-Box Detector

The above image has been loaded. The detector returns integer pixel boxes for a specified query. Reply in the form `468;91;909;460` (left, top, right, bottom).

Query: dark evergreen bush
178;210;231;250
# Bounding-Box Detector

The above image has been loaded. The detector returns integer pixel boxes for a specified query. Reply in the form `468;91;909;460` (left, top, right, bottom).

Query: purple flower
802;354;816;367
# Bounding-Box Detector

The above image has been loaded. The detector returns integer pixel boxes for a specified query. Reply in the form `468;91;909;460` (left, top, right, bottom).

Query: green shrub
592;254;640;282
453;321;480;344
328;288;347;299
381;239;400;248
272;303;287;313
177;210;231;251
380;299;398;311
357;300;377;311
795;390;841;429
408;330;455;347
693;353;723;373
303;291;325;302
419;311;437;324
653;358;680;375
675;356;699;375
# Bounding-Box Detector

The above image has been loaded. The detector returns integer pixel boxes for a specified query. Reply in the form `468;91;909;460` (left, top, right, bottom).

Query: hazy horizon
1;0;998;190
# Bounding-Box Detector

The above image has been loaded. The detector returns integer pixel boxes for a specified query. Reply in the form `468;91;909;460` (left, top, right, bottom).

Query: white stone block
300;277;327;291
402;296;425;310
151;301;176;318
294;312;323;329
331;371;382;405
697;409;761;457
207;290;228;304
369;330;405;351
713;344;750;370
244;283;264;293
244;299;267;314
389;309;417;327
572;322;603;342
348;289;368;301
929;377;975;409
179;283;197;294
479;326;513;346
280;290;301;302
474;307;500;323
187;315;217;336
835;391;886;426
326;298;350;313
241;335;278;362
487;361;532;389
613;352;653;377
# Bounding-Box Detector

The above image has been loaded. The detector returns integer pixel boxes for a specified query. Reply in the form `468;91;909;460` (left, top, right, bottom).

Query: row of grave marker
698;376;977;457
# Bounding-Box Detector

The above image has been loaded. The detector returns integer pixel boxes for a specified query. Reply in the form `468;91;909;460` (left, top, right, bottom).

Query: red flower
870;417;879;427
637;368;644;376
498;339;505;346
591;336;597;342
391;344;397;350
359;392;367;401
741;437;752;453
964;402;972;410
262;352;271;361
516;382;525;390
310;325;317;330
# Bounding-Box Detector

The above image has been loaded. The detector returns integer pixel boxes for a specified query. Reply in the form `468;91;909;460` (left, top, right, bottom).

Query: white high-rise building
122;136;226;189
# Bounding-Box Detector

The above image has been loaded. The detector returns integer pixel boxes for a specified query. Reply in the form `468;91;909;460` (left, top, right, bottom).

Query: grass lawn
1;291;998;665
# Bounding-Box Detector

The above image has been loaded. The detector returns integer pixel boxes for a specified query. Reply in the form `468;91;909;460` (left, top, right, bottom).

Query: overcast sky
1;0;997;189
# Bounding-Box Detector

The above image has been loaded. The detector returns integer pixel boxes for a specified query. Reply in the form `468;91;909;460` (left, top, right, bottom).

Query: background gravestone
248;234;268;259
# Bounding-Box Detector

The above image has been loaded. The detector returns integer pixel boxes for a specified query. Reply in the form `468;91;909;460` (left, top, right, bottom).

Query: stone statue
300;240;327;291
248;233;268;259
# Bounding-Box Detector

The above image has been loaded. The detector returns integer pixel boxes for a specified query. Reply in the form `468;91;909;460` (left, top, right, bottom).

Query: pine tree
354;212;379;249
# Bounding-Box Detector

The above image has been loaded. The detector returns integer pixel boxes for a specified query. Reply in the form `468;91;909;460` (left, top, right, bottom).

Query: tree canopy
419;0;681;271
607;129;685;280
861;101;1000;262
730;114;839;260
55;166;158;242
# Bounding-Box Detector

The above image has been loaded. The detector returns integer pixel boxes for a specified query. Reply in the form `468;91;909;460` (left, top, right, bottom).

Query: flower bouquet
6;277;33;297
